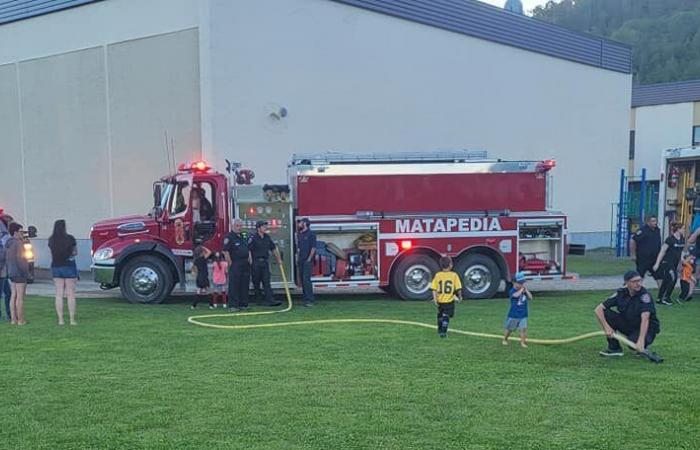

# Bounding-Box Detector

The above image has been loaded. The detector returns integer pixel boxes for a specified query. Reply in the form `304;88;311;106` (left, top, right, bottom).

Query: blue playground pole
640;168;647;224
616;168;625;257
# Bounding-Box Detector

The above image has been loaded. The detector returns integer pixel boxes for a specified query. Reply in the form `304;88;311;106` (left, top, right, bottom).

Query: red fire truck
91;151;569;304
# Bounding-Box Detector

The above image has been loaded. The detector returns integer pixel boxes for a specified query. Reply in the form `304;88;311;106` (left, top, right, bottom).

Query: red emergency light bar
536;160;556;172
178;161;211;173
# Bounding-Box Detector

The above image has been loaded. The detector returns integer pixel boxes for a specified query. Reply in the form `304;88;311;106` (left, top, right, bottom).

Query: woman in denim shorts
49;220;78;325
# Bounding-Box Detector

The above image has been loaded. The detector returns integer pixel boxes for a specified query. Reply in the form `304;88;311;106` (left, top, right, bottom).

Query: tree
532;0;700;83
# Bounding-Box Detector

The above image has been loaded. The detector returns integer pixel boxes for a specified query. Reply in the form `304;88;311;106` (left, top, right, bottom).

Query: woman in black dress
48;220;79;325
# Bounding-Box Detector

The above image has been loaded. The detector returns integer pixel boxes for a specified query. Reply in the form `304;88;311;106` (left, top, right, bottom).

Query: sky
479;0;553;15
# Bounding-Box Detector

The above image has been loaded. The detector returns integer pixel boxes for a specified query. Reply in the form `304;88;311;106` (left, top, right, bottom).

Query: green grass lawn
2;292;699;450
568;248;636;277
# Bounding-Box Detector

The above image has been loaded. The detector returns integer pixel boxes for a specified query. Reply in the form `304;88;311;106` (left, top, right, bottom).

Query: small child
503;272;532;348
211;252;229;308
679;252;695;303
191;245;212;309
430;256;463;338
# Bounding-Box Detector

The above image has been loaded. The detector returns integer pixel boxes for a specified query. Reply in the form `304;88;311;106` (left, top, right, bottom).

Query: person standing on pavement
629;216;662;287
223;219;251;311
249;221;282;307
0;214;12;321
595;270;660;358
296;218;316;307
48;219;79;325
653;221;685;305
6;222;29;325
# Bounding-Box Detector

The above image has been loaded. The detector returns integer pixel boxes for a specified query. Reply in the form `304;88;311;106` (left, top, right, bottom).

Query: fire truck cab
91;151;568;304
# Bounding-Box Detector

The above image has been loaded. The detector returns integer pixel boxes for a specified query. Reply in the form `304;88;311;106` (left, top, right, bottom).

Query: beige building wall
0;29;201;268
0;64;26;224
632;103;693;180
107;29;201;217
19;47;112;240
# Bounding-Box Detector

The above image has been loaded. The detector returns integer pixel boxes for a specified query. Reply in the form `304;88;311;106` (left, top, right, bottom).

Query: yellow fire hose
187;250;641;350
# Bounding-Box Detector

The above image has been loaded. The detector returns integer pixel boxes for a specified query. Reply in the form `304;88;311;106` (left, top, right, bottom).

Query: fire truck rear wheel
119;255;174;304
455;254;501;299
392;255;440;301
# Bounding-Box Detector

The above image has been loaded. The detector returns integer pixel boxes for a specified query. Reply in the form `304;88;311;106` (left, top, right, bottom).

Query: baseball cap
623;270;641;282
255;220;268;228
513;272;527;283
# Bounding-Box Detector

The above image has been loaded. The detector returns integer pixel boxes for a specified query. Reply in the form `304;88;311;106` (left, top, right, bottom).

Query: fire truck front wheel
119;255;174;304
392;254;440;301
455;254;501;299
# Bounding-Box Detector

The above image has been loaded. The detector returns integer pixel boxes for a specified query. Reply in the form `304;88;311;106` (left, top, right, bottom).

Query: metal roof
2;0;632;75
631;80;700;108
0;0;102;25
330;0;631;74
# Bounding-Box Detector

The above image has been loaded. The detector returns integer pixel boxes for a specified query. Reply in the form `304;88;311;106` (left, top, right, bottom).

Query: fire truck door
166;176;194;257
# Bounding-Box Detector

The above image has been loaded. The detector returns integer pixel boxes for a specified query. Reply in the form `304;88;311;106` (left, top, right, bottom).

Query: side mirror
27;226;37;238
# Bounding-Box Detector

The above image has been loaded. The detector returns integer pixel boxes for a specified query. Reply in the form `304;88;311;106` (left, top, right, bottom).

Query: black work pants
657;262;677;301
299;260;314;303
251;258;274;303
603;308;658;350
228;260;250;308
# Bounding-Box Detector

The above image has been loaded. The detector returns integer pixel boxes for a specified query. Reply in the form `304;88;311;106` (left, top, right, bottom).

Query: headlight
93;248;114;261
23;243;34;260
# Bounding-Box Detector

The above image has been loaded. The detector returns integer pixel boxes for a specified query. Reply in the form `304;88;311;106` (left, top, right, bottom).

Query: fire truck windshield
157;182;172;209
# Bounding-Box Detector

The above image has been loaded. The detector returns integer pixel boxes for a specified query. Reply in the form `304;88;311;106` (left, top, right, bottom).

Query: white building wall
633;103;694;180
204;0;631;245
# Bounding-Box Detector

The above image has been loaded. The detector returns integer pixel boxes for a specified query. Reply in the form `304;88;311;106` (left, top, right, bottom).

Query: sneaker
599;348;624;357
439;331;447;338
657;299;673;306
640;350;664;364
303;302;314;307
674;297;684;304
190;305;197;310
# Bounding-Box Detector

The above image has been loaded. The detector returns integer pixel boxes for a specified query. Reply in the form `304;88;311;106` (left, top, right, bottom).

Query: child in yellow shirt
431;256;463;338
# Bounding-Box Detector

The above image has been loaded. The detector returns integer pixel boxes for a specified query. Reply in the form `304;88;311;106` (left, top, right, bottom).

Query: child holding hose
503;272;532;348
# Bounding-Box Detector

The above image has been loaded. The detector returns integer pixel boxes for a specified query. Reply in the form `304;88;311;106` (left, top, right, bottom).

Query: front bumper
91;262;116;286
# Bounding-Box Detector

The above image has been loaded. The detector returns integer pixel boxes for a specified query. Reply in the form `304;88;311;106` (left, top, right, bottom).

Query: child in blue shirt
503;272;532;348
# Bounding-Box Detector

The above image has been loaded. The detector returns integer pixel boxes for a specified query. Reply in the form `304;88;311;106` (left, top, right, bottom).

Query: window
192;182;216;222
629;130;636;160
693;126;700;146
169;182;190;217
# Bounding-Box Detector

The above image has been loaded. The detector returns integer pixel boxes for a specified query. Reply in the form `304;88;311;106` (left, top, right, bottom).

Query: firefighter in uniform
594;270;661;358
223;219;250;311
249;221;282;307
629;215;662;286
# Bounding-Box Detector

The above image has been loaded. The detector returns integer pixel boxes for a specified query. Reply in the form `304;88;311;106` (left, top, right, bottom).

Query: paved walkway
25;272;635;300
